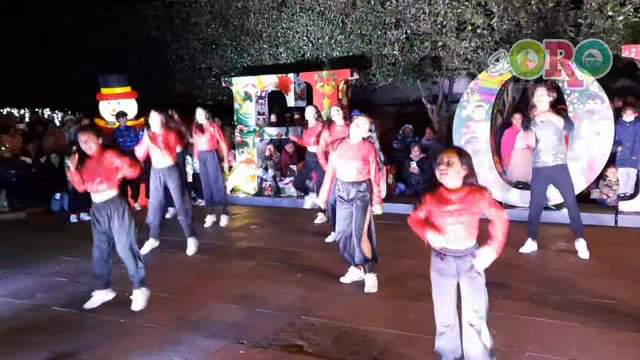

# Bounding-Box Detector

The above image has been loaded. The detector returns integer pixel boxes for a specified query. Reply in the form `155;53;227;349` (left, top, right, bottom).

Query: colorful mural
453;59;614;207
224;69;352;195
299;69;351;119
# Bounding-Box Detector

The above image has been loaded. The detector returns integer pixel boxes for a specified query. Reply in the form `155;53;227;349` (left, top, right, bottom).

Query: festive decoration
0;108;81;127
94;74;144;131
299;69;351;120
224;69;352;195
453;58;614;207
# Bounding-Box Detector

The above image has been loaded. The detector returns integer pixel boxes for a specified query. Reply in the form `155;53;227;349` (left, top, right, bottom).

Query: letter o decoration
452;61;614;207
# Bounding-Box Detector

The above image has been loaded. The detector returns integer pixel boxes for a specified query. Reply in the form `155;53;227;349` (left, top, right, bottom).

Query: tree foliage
140;0;640;103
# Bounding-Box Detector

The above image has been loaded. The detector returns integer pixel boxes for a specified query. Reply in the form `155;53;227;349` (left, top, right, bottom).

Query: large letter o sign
453;61;614;207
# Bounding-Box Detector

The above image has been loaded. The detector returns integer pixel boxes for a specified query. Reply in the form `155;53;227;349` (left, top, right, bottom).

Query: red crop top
67;149;141;194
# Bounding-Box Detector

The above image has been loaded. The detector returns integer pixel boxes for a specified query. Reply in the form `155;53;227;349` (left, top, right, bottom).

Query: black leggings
527;164;584;239
293;152;325;195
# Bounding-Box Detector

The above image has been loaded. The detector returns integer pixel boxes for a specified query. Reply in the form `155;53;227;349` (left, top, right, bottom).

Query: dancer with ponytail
317;114;385;294
317;106;350;243
408;146;508;360
136;109;199;256
67;125;150;312
518;83;590;260
291;105;326;224
192;106;230;228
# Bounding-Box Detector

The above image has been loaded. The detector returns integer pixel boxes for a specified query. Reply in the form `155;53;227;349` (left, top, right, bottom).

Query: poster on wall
294;74;307;107
255;91;268;127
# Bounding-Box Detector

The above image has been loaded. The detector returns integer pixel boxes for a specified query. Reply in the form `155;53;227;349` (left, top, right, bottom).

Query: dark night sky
0;1;173;114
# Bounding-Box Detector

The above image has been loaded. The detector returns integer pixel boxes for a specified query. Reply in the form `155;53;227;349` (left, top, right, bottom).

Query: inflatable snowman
94;74;145;132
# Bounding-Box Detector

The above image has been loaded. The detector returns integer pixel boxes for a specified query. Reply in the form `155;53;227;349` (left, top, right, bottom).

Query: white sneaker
140;238;160;255
130;287;150;312
194;199;206;206
204;214;217;228
313;212;328;224
79;212;91;222
339;266;365;284
364;273;378;294
82;288;116;310
324;232;336;243
69;214;79;223
575;238;590;260
164;207;177;219
133;202;142;211
519;238;538;254
219;214;230;227
186;237;199;256
303;193;317;209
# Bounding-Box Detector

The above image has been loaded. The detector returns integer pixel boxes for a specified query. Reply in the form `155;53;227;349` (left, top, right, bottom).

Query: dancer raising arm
136;109;199;257
67;125;150;312
317;106;350;243
290;105;326;223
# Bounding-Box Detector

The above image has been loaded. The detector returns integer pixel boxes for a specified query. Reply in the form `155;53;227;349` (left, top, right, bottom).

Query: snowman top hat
96;74;138;101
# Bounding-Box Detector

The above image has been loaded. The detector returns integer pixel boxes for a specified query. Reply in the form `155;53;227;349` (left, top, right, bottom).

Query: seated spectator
591;165;619;207
392;124;419;175
396;143;435;196
257;142;281;196
279;140;299;178
419;125;444;160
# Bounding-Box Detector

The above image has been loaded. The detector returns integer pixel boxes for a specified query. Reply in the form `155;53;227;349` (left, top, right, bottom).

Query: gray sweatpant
90;195;145;290
430;250;495;360
147;165;196;239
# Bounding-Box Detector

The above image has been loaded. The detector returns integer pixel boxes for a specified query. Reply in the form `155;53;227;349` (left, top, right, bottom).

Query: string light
0;107;83;126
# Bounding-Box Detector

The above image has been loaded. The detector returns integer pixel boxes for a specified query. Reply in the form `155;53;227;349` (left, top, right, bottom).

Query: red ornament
277;75;293;95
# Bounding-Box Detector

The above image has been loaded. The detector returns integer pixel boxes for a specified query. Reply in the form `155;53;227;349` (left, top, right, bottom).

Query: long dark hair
437;146;478;186
166;109;187;143
145;108;167;130
368;120;385;169
305;104;323;125
193;106;214;133
527;82;574;132
74;124;103;170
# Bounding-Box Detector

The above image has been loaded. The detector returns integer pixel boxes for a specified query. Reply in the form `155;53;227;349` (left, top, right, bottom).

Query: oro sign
507;39;612;88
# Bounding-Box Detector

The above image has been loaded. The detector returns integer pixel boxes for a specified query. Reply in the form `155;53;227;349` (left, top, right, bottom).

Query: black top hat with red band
96;74;139;101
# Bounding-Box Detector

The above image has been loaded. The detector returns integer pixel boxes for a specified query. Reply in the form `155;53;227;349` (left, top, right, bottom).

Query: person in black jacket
398;143;435;196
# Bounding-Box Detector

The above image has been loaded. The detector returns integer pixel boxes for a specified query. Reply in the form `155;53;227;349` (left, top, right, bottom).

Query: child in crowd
614;105;640;197
591;165;619;207
408;146;508;360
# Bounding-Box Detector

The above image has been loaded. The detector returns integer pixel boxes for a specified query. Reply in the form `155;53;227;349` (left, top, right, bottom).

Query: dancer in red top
136;109;198;257
66;125;150;312
318;114;385;294
408;146;508;360
192;106;230;228
290;105;326;224
318;106;350;243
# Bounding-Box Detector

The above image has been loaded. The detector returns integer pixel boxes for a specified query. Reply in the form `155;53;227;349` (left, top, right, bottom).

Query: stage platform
1;206;639;359
228;195;640;228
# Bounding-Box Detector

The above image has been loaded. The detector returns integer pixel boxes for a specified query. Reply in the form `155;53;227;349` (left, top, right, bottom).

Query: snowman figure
94;74;145;131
